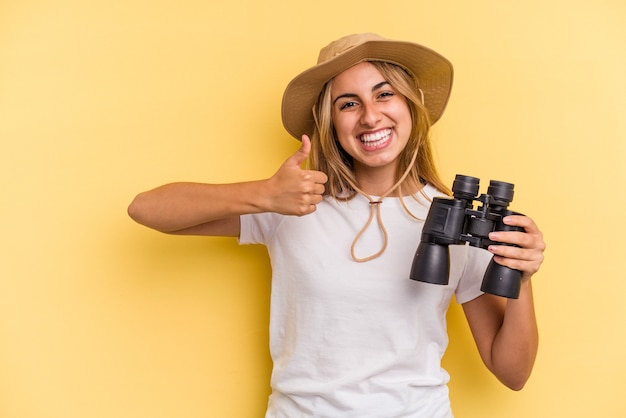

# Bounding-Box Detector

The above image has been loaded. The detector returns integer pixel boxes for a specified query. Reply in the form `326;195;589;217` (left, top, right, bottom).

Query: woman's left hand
487;215;546;281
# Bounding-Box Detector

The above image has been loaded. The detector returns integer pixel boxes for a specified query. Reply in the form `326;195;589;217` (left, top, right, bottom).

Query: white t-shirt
239;184;492;418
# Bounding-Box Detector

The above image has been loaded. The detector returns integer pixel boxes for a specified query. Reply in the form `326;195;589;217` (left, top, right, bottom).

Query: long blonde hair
309;61;451;199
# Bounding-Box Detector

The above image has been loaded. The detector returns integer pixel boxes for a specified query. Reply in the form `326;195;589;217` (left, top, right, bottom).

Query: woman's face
330;62;412;176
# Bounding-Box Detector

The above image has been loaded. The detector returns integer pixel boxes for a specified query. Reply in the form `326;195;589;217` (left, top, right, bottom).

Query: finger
489;246;544;277
302;204;319;216
490;230;545;254
296;198;322;216
493;215;544;244
287;135;312;167
489;244;534;260
503;215;539;233
312;183;326;195
490;230;529;247
310;170;328;184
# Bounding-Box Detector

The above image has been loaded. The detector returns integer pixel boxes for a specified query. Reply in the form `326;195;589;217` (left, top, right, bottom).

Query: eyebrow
332;81;390;105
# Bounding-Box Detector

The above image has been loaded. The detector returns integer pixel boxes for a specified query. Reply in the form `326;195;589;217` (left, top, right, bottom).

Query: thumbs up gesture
265;135;328;216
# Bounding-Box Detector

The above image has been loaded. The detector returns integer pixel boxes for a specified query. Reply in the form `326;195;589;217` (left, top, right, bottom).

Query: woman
128;33;545;417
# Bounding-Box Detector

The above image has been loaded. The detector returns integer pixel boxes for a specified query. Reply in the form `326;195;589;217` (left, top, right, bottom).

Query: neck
355;174;422;197
352;159;422;198
353;166;396;196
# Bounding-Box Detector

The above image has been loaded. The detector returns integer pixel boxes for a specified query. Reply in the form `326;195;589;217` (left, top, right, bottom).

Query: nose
360;102;382;127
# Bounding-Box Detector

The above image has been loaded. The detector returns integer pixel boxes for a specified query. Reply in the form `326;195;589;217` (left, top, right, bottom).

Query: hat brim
281;39;454;140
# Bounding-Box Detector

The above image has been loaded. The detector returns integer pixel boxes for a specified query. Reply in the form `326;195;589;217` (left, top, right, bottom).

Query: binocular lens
487;180;514;203
452;175;480;199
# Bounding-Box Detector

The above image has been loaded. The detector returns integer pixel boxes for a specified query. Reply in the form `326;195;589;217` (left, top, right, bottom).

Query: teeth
360;129;391;146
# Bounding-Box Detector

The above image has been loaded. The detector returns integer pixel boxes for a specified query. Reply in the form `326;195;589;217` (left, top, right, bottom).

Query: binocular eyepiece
409;174;524;299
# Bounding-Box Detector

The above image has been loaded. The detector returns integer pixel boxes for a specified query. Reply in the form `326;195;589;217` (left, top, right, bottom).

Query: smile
359;129;392;148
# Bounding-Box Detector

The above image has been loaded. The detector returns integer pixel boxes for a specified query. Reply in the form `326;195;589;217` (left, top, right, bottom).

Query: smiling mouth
359;129;392;147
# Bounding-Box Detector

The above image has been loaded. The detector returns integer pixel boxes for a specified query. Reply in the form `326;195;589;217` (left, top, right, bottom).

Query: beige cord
348;147;420;262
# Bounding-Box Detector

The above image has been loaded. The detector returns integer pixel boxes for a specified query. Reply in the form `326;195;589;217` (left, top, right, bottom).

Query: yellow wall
2;0;624;417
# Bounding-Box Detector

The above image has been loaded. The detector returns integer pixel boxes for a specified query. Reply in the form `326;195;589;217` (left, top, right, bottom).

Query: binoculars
409;174;524;299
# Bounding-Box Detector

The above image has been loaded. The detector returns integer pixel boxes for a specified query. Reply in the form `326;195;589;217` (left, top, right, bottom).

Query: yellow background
2;0;625;417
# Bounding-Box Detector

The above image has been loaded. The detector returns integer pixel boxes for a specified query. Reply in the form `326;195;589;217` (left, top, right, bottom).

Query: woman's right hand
263;135;328;216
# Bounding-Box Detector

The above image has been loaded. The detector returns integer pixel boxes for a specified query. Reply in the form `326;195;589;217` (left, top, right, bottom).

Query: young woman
128;33;545;417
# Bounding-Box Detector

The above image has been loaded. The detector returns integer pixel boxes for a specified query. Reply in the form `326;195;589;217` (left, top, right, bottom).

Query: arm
462;215;545;390
127;136;328;237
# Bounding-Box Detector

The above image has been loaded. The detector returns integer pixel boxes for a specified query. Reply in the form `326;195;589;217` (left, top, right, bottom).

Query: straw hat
281;33;454;140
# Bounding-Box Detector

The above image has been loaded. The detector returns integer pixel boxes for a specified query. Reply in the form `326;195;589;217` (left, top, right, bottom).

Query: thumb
287;134;312;167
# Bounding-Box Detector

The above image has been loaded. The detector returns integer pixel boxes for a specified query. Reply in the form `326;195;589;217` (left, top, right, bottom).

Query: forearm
489;280;539;390
127;181;269;233
129;139;328;234
465;215;544;390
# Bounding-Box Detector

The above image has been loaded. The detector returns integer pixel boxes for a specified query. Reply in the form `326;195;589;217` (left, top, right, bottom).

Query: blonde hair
309;61;451;199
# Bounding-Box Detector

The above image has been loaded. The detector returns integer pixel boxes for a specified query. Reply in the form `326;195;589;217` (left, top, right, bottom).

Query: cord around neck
347;147;420;262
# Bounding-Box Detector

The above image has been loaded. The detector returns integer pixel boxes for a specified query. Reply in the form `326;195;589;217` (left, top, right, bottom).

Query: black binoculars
409;174;524;299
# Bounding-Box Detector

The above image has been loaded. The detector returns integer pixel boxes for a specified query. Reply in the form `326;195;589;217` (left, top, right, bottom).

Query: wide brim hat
281;33;454;140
